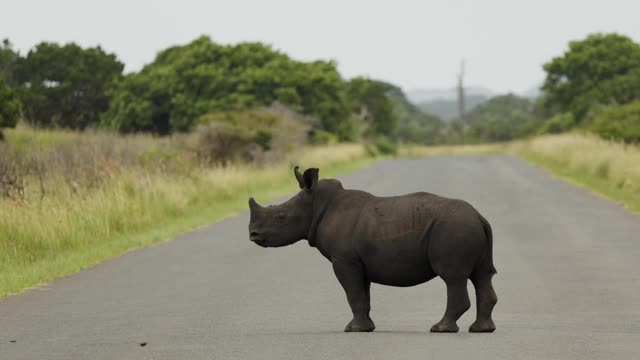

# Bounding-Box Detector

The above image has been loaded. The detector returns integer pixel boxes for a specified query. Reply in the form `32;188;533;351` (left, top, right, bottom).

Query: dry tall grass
507;133;640;195
398;143;502;157
400;132;640;211
0;127;370;296
3;127;637;296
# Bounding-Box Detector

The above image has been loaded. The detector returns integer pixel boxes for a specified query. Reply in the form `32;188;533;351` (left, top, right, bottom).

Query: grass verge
0;141;379;298
508;134;640;214
2;131;637;298
400;133;640;214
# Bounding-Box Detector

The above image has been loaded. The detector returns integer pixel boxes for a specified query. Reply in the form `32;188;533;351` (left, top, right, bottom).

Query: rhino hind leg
332;259;375;332
430;278;471;333
469;271;497;333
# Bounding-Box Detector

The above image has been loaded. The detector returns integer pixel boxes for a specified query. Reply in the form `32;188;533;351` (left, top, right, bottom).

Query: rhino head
248;166;319;247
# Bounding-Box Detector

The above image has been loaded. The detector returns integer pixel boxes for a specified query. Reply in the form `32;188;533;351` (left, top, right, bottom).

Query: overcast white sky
2;0;639;94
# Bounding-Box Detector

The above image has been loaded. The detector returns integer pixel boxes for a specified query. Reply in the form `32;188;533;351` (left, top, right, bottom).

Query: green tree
541;33;640;120
347;77;397;136
105;36;353;137
0;76;21;140
462;94;541;142
590;100;640;143
0;39;20;87
385;85;443;144
15;42;124;129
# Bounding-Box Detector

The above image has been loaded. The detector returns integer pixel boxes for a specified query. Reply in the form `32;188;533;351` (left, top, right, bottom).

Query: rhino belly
352;197;441;286
358;228;436;287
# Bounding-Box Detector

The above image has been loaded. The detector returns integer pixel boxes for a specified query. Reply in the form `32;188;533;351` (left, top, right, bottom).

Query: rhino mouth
250;233;267;246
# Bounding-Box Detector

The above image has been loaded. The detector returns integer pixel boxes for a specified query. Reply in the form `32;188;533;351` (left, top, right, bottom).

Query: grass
507;133;640;213
398;142;502;157
2;128;637;298
0;127;379;297
400;133;640;214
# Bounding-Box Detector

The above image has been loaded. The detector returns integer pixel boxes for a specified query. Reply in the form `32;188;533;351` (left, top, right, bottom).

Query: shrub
371;135;397;156
308;129;337;145
0;76;21;139
190;106;309;164
188;122;264;164
590;100;640;143
538;113;576;134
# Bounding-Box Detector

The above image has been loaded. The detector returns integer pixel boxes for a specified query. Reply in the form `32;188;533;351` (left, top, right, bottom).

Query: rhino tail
478;214;497;275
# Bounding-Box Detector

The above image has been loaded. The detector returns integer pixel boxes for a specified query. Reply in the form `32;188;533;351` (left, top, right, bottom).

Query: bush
189;107;309;164
368;136;397;156
308;129;337;145
188;122;264;164
538;113;576;134
0;76;21;138
590;100;640;143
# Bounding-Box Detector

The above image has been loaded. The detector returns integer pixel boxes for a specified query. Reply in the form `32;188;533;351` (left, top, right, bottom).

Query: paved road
1;156;639;359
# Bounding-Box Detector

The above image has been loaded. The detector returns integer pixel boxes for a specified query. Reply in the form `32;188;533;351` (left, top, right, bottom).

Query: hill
405;86;494;103
384;85;444;144
416;94;490;121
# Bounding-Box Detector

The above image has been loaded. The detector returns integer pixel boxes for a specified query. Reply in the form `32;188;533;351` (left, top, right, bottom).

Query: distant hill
382;84;444;144
416;94;490;121
522;85;542;100
406;86;494;121
406;86;495;103
407;84;543;121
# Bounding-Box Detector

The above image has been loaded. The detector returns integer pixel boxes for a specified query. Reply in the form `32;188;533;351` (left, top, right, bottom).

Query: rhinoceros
247;166;497;333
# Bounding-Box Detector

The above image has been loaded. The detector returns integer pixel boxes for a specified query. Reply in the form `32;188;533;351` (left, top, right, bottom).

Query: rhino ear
294;166;305;189
302;168;319;191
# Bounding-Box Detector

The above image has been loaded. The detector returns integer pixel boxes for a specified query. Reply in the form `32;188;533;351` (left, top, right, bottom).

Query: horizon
3;0;640;94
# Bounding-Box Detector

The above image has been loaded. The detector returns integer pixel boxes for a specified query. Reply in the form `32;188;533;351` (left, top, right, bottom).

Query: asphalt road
1;156;639;360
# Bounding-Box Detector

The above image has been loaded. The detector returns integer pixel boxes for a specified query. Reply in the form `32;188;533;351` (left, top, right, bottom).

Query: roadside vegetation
1;31;639;296
441;33;640;145
0;124;378;297
509;133;640;213
402;132;640;213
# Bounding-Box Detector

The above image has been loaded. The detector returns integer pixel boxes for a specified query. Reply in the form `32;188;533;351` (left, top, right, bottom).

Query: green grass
519;153;640;214
0;135;379;297
400;133;640;215
3;129;637;298
507;133;640;214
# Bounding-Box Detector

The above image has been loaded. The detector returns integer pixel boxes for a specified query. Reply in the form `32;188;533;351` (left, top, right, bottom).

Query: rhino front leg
430;278;470;333
332;259;375;332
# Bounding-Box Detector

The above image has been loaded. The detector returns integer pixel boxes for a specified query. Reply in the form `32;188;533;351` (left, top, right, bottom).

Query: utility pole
457;59;466;143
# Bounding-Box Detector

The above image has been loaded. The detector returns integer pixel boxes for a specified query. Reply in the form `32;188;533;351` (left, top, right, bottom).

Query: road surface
1;156;639;359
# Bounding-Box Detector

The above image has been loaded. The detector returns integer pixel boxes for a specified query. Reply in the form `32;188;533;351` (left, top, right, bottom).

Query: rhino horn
248;197;263;210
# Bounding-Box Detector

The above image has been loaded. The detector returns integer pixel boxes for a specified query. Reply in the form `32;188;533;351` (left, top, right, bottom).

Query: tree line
1;32;639;144
0;36;442;148
450;33;640;144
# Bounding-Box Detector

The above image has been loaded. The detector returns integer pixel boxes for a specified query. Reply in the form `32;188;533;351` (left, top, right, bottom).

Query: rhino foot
469;319;496;333
430;320;459;333
344;317;375;332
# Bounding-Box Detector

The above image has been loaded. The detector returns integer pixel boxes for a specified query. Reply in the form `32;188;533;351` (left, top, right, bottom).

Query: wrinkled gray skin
248;167;497;333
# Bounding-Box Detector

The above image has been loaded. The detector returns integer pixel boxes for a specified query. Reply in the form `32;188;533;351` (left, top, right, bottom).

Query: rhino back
318;193;478;286
354;192;476;237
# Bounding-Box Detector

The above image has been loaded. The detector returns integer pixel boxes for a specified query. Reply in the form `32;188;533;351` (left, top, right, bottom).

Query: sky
2;0;640;94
